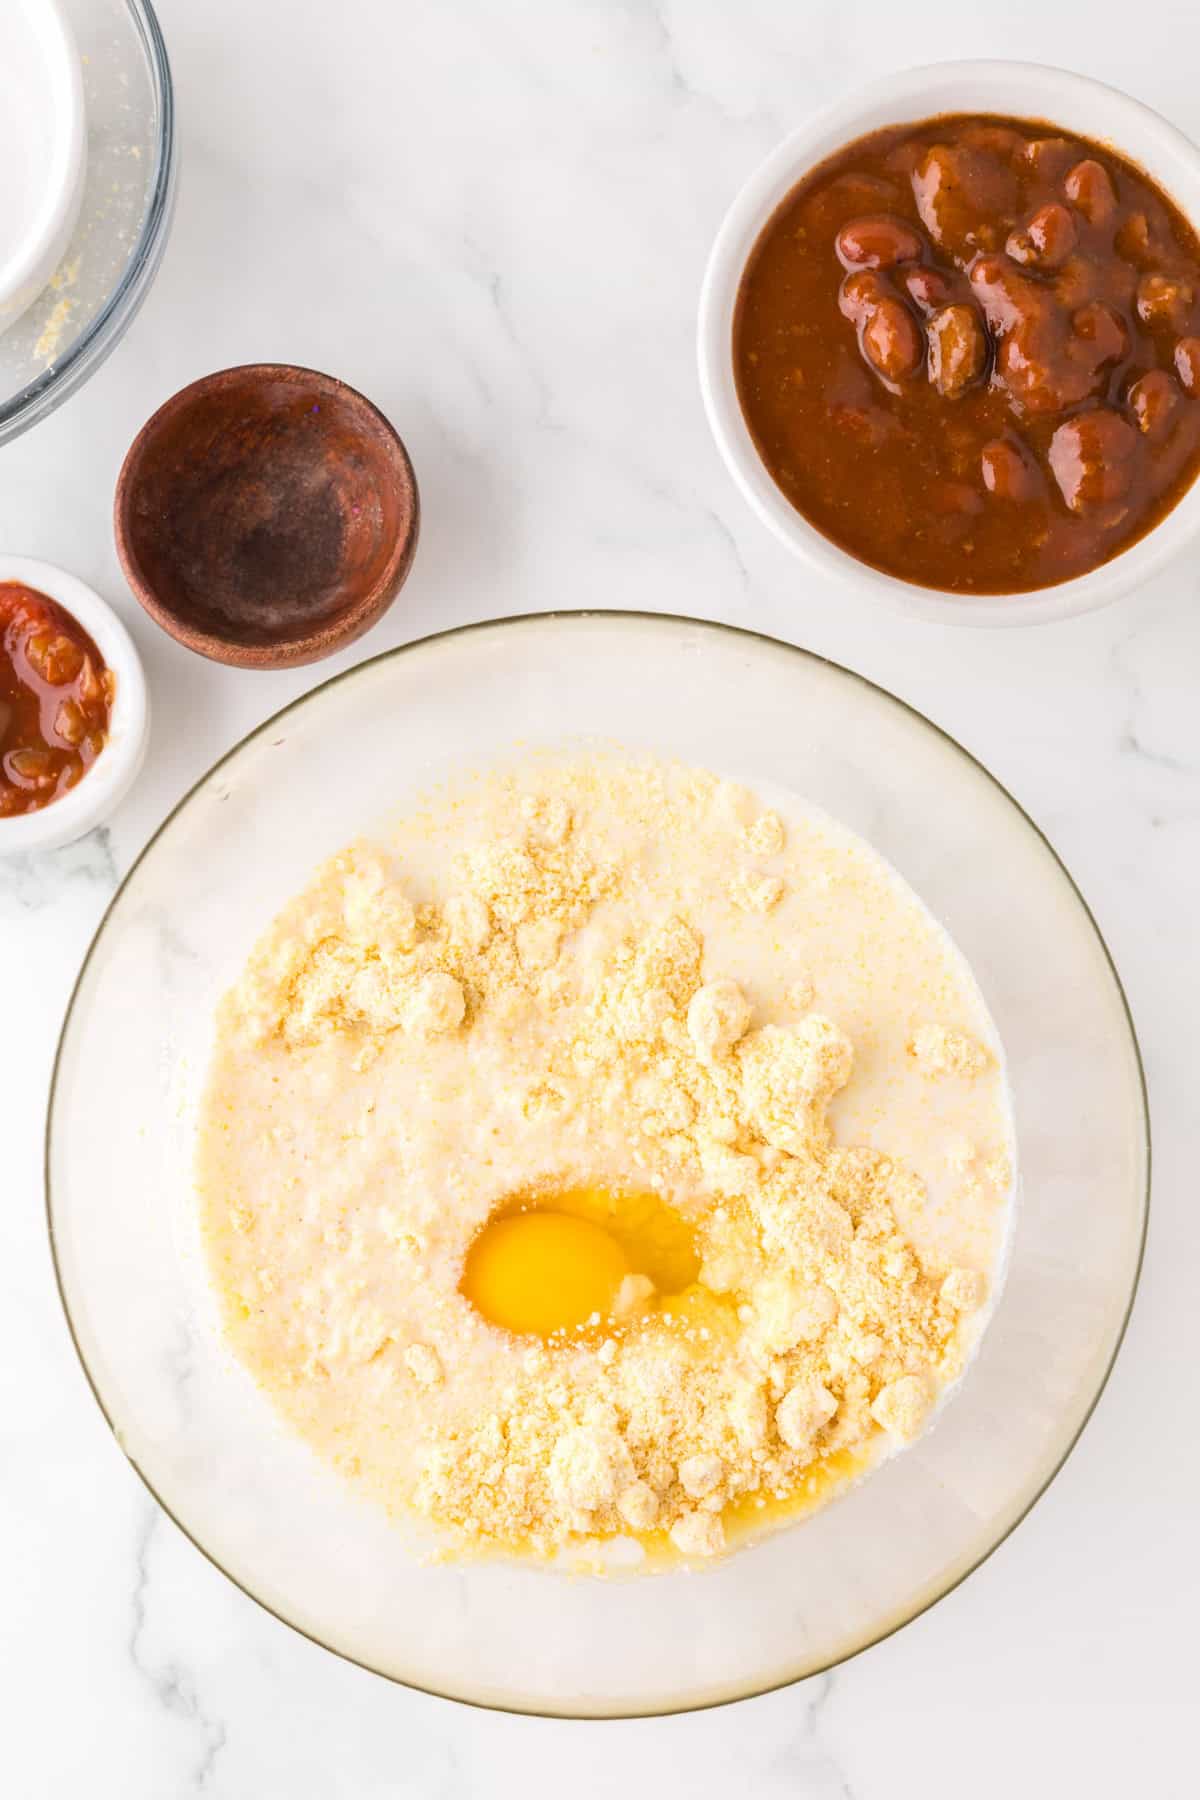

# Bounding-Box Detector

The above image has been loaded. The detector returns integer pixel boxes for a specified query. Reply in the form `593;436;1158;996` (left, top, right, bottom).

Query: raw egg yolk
461;1210;631;1338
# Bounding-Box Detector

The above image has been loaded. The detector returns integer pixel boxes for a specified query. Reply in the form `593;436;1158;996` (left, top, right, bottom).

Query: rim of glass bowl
0;0;176;448
43;611;1151;1718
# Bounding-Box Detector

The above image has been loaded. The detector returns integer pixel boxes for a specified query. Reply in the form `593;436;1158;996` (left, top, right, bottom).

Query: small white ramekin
0;0;87;330
698;59;1200;627
0;555;149;854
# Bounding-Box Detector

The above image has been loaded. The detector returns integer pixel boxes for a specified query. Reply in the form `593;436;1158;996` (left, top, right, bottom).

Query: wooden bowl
114;364;419;669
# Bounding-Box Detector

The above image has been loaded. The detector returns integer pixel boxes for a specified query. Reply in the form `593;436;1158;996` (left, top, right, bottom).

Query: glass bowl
46;613;1148;1717
0;0;174;448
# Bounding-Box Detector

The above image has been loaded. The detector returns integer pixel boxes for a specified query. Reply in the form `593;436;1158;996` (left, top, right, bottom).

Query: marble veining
1;0;1194;1793
128;1505;229;1793
0;823;117;913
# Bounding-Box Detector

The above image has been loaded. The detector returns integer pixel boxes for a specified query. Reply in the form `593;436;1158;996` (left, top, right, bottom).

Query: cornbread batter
196;755;1014;1567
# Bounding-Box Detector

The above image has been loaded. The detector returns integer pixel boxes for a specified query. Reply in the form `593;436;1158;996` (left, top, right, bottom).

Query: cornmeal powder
199;757;1009;1563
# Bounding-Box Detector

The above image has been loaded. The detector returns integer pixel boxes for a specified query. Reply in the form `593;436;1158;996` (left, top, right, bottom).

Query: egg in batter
460;1183;703;1339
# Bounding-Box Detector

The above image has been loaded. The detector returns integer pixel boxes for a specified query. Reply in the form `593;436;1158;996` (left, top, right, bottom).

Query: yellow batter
196;754;1014;1567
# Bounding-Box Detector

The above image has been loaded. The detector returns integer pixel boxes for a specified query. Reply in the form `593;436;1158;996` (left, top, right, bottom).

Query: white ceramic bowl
0;555;148;853
0;0;87;330
698;59;1200;627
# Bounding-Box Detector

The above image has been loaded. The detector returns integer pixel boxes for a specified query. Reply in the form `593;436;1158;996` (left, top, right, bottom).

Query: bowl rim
697;57;1200;626
43;608;1151;1717
0;0;87;322
0;554;149;853
0;0;176;448
112;361;421;670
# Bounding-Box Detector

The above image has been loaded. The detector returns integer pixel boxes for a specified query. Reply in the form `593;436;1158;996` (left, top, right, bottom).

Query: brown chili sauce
734;115;1200;593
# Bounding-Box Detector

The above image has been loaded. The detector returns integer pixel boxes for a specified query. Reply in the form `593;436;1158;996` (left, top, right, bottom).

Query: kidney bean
1064;160;1117;224
1174;335;1200;394
1007;202;1078;270
970;257;1065;412
835;214;924;270
1071;301;1129;364
927;303;988;398
898;265;955;314
1115;212;1156;268
838;269;887;321
1126;368;1180;437
913;145;1018;260
1136;272;1194;331
1048;408;1138;512
838;271;923;384
968;253;1041;331
970;254;1125;414
862;298;924;382
881;140;925;182
980;436;1042;501
1022;137;1075;180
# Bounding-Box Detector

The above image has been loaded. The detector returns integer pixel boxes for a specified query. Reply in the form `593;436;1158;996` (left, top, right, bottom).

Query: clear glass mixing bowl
46;614;1148;1717
0;0;174;447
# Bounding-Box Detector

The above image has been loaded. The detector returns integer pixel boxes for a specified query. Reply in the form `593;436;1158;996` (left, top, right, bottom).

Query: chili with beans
0;583;114;817
734;115;1200;593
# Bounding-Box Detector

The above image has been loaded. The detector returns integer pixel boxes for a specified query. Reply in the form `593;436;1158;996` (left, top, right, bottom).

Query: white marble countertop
2;1;1196;1792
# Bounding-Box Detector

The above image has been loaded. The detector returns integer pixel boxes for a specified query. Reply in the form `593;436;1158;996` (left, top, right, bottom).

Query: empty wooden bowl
114;364;419;669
